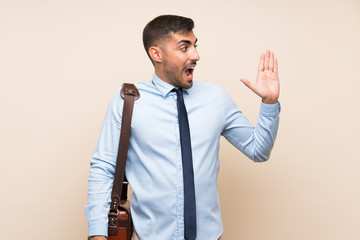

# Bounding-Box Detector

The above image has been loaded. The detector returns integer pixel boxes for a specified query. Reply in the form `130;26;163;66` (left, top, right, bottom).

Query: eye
181;46;188;52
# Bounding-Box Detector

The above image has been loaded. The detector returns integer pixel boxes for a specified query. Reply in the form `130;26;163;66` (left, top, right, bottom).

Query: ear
148;46;163;63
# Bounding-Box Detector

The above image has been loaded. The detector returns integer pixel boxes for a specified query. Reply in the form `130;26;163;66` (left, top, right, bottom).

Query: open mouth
184;66;195;80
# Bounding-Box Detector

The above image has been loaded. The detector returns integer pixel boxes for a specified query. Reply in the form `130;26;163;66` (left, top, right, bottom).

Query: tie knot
172;88;183;97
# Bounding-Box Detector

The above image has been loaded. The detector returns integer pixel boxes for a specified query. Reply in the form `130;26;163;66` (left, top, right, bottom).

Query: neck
154;68;175;87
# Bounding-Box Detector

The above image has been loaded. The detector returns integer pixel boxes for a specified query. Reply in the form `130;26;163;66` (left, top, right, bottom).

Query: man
85;15;280;240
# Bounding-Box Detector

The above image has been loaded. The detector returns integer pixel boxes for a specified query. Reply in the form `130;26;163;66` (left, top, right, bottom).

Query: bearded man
86;15;280;240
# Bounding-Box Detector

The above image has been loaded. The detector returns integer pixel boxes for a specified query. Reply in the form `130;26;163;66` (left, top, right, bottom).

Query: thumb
240;78;255;91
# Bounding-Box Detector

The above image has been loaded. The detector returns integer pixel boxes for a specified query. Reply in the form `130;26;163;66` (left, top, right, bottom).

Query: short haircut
143;15;194;61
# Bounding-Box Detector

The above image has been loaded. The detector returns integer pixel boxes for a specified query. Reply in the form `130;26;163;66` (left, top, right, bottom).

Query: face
157;31;200;89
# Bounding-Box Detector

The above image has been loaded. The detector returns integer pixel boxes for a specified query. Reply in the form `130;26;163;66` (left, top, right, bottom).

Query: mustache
183;62;197;71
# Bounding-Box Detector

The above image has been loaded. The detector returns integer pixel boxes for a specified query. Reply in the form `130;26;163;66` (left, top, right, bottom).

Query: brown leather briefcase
107;83;140;240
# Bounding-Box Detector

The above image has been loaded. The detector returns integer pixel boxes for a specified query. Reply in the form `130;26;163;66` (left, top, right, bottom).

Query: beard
162;58;194;89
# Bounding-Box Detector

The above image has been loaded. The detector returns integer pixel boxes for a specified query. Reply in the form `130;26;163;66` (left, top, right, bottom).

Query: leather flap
120;83;140;100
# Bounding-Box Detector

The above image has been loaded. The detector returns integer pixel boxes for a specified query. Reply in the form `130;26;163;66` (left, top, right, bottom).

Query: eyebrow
177;38;198;45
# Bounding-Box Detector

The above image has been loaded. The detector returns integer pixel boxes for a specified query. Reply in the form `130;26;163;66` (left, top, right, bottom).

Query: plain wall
1;0;359;239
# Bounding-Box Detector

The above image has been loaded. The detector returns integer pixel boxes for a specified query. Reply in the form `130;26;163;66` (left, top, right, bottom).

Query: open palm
240;50;280;104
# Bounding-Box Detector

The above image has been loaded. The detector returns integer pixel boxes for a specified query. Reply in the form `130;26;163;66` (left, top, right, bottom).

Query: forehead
167;31;197;45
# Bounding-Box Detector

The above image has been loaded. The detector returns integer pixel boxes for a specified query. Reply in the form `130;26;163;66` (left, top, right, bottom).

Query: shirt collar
152;73;190;97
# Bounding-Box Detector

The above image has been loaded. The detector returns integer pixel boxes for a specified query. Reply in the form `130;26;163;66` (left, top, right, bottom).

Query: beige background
1;0;359;239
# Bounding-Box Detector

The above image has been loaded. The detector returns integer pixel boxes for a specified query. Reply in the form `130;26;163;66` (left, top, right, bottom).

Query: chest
129;93;224;147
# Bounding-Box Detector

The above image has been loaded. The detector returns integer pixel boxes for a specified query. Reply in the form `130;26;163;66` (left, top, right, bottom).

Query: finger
240;78;256;91
269;51;274;71
274;58;278;74
264;49;270;70
258;53;265;72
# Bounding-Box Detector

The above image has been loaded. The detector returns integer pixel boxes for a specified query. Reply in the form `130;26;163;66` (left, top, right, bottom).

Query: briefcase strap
110;83;140;213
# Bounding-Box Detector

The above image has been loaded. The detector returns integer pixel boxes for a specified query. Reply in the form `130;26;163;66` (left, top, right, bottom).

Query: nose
190;48;200;62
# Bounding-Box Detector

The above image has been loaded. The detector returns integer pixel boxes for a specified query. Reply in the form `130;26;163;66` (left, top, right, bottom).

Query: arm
221;93;280;162
85;90;123;237
221;50;280;161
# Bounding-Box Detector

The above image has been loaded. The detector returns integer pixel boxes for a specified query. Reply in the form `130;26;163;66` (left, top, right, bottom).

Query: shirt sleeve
220;89;280;162
84;89;123;237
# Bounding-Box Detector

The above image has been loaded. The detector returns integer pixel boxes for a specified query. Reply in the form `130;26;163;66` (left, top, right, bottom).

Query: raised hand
240;50;280;104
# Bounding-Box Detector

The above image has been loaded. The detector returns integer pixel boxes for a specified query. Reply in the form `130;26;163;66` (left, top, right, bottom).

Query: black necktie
173;88;197;240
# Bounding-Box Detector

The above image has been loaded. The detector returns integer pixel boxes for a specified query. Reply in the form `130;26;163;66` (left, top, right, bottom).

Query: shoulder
134;81;152;91
111;81;159;101
192;80;222;90
108;80;149;107
189;81;228;98
134;81;162;98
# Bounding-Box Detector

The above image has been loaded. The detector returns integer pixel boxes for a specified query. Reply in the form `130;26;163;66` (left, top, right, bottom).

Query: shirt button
177;143;180;147
178;191;182;195
178;166;181;171
178;216;182;220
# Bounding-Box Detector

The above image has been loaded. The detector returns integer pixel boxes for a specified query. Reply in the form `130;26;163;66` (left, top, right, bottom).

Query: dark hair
143;15;194;61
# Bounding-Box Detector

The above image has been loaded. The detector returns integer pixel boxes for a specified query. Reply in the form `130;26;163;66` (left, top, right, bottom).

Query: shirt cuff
259;101;281;117
88;219;108;238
